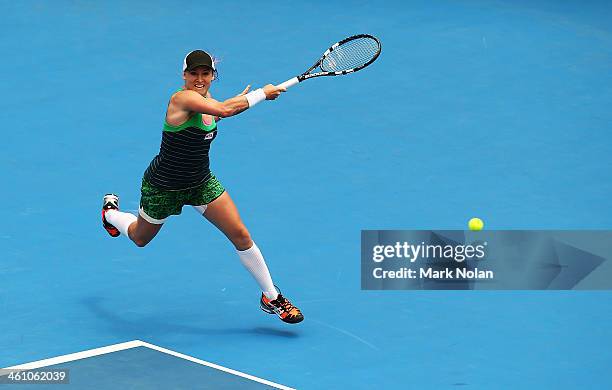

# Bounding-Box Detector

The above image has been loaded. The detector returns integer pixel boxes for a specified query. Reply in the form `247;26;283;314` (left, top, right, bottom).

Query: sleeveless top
143;94;218;190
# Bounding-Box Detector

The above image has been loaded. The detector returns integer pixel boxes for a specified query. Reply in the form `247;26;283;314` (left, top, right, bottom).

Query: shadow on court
81;296;299;340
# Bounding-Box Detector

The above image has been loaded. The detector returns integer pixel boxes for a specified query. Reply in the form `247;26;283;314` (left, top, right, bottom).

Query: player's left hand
237;85;251;96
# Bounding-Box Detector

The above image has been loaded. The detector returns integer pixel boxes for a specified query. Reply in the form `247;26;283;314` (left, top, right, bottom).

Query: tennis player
101;50;303;324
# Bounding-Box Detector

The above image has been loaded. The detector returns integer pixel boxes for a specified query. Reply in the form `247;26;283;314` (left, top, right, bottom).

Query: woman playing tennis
101;50;303;324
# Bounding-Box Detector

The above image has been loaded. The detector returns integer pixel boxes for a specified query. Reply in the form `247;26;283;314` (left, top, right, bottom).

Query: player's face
183;66;214;95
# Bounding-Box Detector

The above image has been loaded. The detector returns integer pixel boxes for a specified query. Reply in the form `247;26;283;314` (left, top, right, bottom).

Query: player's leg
102;194;163;247
128;216;163;247
198;191;253;250
193;188;303;323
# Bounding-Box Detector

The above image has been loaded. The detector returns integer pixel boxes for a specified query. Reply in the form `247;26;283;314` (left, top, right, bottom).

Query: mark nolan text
421;267;494;279
373;267;494;279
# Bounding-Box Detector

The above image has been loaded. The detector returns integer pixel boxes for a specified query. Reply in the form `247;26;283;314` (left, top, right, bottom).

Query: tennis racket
278;34;381;90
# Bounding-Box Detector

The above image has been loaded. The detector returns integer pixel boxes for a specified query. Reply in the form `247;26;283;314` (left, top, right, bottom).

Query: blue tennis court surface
2;0;612;389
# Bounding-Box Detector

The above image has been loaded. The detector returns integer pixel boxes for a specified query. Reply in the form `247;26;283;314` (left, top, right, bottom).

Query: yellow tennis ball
468;218;484;231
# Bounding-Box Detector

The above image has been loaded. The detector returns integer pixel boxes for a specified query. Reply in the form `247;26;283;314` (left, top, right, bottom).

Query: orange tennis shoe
260;291;304;324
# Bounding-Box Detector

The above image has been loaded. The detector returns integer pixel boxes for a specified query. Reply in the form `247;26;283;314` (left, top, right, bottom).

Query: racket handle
278;77;299;90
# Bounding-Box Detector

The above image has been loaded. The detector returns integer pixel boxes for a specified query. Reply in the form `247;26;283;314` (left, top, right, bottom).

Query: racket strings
320;37;380;72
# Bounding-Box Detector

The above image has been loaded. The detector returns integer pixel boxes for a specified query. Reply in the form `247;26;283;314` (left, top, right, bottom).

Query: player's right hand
263;84;286;100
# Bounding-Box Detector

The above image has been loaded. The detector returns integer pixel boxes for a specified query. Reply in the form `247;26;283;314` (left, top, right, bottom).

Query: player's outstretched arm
173;85;285;118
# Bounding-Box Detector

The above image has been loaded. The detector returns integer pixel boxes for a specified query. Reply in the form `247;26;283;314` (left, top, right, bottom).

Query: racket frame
279;34;381;89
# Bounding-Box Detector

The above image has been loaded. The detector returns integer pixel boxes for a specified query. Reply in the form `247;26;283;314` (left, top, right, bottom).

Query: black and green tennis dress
139;104;225;223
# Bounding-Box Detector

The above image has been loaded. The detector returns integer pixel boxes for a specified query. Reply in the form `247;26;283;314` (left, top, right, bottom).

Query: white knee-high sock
237;242;278;300
105;210;137;236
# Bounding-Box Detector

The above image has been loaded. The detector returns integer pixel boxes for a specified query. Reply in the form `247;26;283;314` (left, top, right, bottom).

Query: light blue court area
1;0;612;389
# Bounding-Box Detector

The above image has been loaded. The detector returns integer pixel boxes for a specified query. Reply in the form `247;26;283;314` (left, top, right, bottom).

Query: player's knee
232;228;252;250
133;237;151;248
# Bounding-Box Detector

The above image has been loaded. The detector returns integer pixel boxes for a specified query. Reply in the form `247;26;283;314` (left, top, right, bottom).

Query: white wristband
245;88;266;107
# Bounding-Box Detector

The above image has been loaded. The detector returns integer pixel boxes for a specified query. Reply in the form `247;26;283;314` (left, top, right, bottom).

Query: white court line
138;341;295;390
2;340;295;390
3;340;142;370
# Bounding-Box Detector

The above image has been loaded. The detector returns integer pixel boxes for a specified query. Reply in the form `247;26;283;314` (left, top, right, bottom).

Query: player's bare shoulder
170;89;199;107
166;90;196;126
